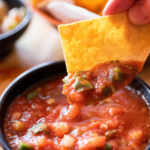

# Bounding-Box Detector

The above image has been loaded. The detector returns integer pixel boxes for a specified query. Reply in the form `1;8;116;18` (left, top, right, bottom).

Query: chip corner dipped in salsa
3;12;150;150
62;60;143;106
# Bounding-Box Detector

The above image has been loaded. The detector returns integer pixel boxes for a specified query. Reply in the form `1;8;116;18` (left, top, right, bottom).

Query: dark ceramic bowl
0;0;32;59
0;60;150;150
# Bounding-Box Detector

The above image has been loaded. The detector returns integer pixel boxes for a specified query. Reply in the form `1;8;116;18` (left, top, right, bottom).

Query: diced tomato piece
51;122;70;137
61;135;76;148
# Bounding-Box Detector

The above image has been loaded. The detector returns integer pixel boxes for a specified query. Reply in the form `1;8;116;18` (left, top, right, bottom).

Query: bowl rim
0;60;150;150
0;61;61;103
0;5;32;40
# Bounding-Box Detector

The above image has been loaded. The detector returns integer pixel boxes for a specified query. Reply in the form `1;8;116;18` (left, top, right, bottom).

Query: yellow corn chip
31;0;50;8
58;12;150;73
74;0;108;14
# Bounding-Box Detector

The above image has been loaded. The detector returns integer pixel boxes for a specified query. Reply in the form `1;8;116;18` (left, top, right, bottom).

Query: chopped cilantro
105;143;112;150
29;123;49;134
105;130;117;138
19;142;33;150
72;76;93;92
27;92;38;101
62;75;69;84
109;67;123;82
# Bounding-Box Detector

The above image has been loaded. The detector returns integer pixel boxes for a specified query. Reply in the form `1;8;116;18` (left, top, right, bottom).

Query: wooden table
0;9;150;150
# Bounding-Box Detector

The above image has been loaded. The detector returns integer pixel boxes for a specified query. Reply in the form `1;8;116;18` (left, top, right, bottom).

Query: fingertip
103;0;136;16
129;2;150;25
102;0;118;16
102;0;113;16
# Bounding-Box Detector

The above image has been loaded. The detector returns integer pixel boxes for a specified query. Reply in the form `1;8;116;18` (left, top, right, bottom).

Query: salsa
0;1;26;34
4;76;150;150
63;61;143;106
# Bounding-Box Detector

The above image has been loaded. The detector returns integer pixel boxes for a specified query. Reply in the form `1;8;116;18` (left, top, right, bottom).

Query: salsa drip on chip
63;60;143;105
58;12;150;105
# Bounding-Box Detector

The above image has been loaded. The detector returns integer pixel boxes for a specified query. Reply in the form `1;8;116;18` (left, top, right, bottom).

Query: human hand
103;0;150;25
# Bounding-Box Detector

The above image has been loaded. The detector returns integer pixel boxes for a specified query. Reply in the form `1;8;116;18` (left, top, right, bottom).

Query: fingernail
129;4;148;24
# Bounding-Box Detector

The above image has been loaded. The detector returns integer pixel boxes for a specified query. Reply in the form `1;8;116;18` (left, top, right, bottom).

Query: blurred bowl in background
0;0;32;59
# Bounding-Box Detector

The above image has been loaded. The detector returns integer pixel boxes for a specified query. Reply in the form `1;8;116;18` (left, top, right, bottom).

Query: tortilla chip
74;0;108;14
31;0;50;8
58;12;150;73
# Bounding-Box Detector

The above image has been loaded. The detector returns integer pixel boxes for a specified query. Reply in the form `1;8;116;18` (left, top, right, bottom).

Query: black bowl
0;0;32;59
0;60;150;150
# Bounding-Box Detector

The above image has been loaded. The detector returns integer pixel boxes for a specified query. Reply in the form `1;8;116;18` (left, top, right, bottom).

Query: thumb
129;0;150;25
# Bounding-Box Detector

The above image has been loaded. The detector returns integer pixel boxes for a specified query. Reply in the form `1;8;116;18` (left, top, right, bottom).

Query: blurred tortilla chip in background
31;0;51;8
74;0;108;15
58;12;150;73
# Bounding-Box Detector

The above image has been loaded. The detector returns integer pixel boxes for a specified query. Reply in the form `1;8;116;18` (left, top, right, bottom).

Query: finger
129;0;150;25
103;0;136;16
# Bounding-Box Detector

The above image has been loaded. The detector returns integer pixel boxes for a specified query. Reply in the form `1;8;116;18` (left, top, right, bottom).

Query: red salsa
4;76;150;150
63;61;143;105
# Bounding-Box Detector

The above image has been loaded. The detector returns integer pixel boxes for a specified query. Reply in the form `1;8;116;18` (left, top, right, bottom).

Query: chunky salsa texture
4;76;150;150
63;61;143;106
